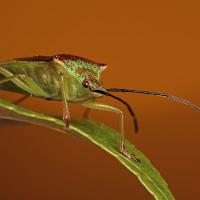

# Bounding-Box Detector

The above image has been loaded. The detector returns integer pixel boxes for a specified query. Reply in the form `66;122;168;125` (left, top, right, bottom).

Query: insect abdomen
0;61;61;99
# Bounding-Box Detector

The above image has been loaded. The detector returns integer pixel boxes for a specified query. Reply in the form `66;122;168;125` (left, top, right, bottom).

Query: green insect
0;54;199;162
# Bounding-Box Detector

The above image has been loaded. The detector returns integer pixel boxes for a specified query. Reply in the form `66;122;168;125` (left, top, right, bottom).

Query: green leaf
0;99;175;200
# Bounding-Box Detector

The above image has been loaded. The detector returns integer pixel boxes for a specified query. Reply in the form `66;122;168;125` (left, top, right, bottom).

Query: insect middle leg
82;101;141;162
60;74;70;130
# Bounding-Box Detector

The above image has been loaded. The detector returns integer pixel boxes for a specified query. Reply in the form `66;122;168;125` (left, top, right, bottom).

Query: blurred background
0;0;200;199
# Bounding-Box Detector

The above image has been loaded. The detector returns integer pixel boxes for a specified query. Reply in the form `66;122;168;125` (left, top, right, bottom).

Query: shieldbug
0;54;199;162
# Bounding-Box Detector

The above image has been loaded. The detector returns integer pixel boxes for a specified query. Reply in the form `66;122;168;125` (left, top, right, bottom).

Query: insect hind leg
0;74;31;105
0;67;36;95
13;95;30;105
0;67;50;98
0;74;25;84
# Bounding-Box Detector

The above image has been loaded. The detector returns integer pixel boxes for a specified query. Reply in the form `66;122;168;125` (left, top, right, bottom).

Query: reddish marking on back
14;54;106;67
54;54;106;67
76;67;86;75
14;56;52;62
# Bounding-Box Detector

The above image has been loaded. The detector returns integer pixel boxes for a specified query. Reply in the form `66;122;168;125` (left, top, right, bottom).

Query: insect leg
82;101;141;162
0;74;31;103
60;74;70;130
0;67;34;94
82;99;95;119
0;74;38;104
13;95;30;105
0;74;26;84
0;67;49;97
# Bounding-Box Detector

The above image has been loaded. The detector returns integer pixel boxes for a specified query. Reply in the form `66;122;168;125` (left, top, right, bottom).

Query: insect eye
82;79;89;88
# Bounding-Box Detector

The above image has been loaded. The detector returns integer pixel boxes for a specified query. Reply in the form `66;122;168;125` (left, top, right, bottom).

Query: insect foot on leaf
121;148;141;163
63;119;70;131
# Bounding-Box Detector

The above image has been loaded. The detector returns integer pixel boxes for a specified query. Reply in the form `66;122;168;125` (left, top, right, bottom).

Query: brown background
0;0;200;199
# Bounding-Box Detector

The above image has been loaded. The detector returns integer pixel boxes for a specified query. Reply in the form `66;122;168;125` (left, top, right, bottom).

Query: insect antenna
90;88;139;133
107;88;200;112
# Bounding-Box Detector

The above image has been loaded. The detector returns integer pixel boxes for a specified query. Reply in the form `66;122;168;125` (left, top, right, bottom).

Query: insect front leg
82;101;141;162
60;73;70;130
82;99;95;119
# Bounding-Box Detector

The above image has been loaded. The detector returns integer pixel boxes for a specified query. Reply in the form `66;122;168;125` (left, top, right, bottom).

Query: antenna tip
134;119;139;133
